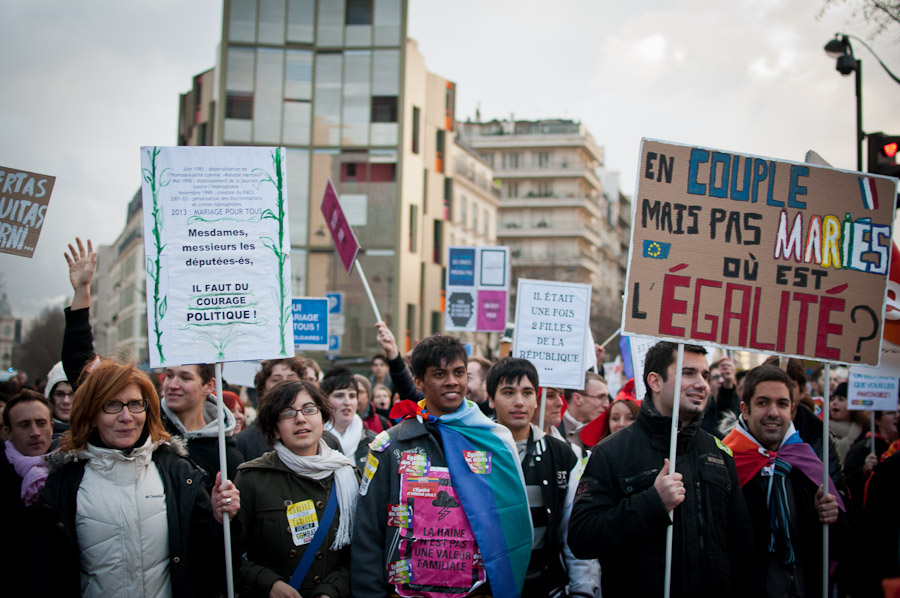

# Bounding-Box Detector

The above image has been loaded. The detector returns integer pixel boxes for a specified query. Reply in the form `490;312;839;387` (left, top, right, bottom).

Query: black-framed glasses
278;404;320;419
102;399;149;414
52;390;74;399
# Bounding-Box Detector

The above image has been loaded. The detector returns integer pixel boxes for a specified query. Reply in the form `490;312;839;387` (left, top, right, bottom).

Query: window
226;93;253;119
483;208;489;236
535;181;553;197
411;106;420;154
436;129;446;173
340;162;396;182
472;206;479;234
433;220;444;264
346;0;373;24
443;178;452;220
371;96;398;123
502;152;519;169
535;151;551;168
409;204;418;252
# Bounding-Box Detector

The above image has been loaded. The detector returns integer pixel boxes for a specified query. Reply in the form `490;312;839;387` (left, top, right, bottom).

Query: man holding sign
352;335;531;598
723;365;848;598
569;341;759;597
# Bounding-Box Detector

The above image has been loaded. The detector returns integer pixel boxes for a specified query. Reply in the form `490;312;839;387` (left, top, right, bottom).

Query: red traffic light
883;142;898;158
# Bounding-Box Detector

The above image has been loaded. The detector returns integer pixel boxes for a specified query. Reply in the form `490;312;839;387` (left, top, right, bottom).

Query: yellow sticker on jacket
714;436;733;457
359;452;379;496
286;499;319;546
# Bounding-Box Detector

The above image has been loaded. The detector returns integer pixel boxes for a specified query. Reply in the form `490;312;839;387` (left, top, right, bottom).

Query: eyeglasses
53;390;74;399
580;393;610;403
102;399;149;414
278;404;321;419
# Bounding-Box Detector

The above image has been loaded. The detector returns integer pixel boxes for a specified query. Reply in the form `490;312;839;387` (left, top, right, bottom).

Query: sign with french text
847;370;899;411
622;139;897;366
293;298;329;350
320;179;361;274
512;279;591;389
140;146;292;367
0;165;56;258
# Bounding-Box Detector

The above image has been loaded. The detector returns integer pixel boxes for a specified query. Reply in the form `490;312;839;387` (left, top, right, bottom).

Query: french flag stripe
859;176;879;210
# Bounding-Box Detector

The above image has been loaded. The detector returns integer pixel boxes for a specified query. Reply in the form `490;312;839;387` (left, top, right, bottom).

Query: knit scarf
390;399;533;598
273;440;359;550
5;440;49;506
324;413;364;460
723;417;845;565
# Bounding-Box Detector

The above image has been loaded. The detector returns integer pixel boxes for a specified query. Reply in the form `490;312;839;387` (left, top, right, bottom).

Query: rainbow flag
398;399;532;598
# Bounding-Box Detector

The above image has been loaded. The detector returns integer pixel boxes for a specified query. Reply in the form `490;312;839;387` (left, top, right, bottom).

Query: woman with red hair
40;360;239;597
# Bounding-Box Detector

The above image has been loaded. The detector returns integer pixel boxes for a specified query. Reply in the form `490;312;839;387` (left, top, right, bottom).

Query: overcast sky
1;0;898;321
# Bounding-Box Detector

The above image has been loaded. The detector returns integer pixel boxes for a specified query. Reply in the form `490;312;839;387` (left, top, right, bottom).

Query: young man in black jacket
487;357;596;598
568;341;760;598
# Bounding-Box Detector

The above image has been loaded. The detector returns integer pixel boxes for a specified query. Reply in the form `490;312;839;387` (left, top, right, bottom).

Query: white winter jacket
75;439;172;598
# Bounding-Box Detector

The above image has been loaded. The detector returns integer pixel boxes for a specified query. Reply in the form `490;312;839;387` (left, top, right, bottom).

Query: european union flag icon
642;240;671;259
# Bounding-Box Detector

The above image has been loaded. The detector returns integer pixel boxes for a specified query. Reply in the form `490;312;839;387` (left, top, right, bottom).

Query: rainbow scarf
723;418;844;509
391;399;533;598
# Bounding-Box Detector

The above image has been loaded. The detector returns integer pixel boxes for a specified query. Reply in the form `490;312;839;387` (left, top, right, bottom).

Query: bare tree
819;0;900;40
13;305;65;384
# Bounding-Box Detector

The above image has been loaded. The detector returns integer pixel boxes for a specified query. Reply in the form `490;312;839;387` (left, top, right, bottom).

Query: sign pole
538;387;548;434
354;260;383;323
215;362;235;598
663;343;685;598
871;411;877;454
598;328;619;350
821;363;831;598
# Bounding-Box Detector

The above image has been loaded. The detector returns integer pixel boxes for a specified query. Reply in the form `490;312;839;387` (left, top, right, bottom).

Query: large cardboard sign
0;166;56;257
623;139;897;366
140;146;292;367
847;370;899;411
512;279;591;389
320;179;361;274
445;246;510;332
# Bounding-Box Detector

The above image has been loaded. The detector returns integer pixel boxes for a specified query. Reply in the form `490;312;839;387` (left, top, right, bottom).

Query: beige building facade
457;118;628;342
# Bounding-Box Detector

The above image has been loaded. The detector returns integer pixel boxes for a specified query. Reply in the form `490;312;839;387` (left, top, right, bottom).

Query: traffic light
867;132;900;178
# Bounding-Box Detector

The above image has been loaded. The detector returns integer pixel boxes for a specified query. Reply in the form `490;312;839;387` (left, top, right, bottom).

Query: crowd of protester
1;238;898;597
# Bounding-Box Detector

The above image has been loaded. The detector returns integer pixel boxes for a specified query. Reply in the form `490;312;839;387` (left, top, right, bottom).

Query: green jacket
234;451;351;598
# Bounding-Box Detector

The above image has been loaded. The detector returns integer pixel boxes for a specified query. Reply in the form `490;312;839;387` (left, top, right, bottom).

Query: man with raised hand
723;364;849;598
487;357;596;598
352;335;532;598
568;341;759;598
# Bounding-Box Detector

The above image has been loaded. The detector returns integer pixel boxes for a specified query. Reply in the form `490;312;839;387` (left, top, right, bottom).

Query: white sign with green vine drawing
140;146;292;367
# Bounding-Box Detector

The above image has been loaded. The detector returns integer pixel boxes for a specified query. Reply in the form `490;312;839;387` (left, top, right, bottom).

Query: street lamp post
824;35;863;171
824;33;900;172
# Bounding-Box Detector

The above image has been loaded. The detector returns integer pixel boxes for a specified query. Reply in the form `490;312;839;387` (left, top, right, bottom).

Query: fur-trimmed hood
45;435;189;474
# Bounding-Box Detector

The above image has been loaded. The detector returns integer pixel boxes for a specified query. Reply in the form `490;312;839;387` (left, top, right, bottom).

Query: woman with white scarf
320;367;375;470
234;379;359;598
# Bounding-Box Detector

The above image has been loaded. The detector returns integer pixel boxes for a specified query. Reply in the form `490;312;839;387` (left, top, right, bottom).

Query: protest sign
445;246;510;332
321;179;360;274
293;298;329;350
512;279;591;389
622;139;897;366
140;146;292;367
847;370;900;411
0;166;56;257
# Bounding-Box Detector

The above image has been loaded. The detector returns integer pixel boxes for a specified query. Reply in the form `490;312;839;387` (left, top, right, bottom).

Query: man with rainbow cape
351;334;533;598
723;364;850;598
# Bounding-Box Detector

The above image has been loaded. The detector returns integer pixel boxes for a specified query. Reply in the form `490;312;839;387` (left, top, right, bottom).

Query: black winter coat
37;440;236;598
568;398;761;598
